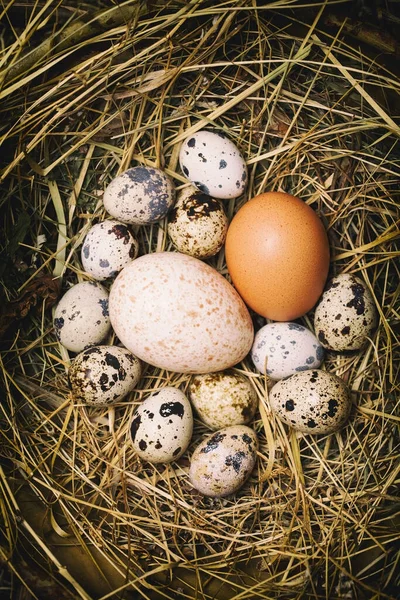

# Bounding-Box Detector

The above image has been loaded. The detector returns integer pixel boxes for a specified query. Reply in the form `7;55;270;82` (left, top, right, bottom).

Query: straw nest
1;1;399;599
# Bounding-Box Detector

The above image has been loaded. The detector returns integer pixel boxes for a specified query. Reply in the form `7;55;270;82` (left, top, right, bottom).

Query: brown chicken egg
225;192;330;321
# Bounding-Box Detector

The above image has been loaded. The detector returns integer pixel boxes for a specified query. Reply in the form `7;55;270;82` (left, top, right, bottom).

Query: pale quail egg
103;166;175;225
81;220;138;280
69;345;141;405
251;322;324;380
167;186;228;259
53;282;111;353
269;370;352;435
314;273;377;351
189;425;258;497
130;387;193;464
188;371;258;429
179;130;247;199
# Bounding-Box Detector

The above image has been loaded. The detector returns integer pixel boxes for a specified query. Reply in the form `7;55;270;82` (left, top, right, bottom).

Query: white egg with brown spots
179;130;247;199
103;166;175;225
81;220;138;280
314;274;377;351
53;282;111;353
269;370;352;434
251;322;324;380
109;252;254;374
130;388;193;463
68;345;141;405
189;371;258;429
189;425;258;497
167;186;228;259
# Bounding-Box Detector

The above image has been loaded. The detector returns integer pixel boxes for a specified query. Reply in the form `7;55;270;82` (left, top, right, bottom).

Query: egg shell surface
189;371;258;429
251;322;324;380
69;345;141;405
225;192;330;321
269;370;352;434
314;274;377;351
103;166;175;225
109;252;254;374
179;131;247;200
130;388;193;463
189;425;258;497
53;282;111;353
167;186;228;259
81;220;138;280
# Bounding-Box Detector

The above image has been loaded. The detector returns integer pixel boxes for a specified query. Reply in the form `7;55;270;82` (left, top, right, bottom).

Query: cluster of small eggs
54;129;378;498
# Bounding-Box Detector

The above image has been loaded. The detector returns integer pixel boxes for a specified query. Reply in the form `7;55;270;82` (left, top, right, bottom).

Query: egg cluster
54;129;378;498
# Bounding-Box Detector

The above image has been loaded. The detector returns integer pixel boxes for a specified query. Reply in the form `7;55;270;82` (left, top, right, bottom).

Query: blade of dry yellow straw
47;179;67;280
312;33;400;134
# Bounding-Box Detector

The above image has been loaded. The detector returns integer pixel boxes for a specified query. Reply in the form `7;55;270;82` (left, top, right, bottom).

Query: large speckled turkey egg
188;371;258;429
53;282;111;353
167;186;228;259
109;252;254;374
69;345;141;405
314;274;377;351
269;370;352;434
103;166;175;225
179;130;247;199
130;387;193;463
81;220;139;280
225;192;330;321
189;425;258;497
251;322;324;379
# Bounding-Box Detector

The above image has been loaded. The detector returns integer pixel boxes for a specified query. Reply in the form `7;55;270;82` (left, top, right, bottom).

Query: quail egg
69;345;141;405
269;370;352;434
53;282;111;353
314;273;377;351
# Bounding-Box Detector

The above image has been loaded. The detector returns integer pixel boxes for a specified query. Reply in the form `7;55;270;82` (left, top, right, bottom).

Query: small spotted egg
167;186;228;259
68;345;141;405
81;220;138;280
189;425;258;497
179;130;247;200
251;322;324;380
269;370;352;435
314;273;377;351
53;282;111;353
188;371;258;429
103;166;175;225
130;388;193;464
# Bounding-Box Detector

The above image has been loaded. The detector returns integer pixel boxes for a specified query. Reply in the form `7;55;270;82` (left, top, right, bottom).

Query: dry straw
0;1;399;599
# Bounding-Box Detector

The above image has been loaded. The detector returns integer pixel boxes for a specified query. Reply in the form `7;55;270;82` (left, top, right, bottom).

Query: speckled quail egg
269;370;352;435
68;345;141;405
81;220;138;280
314;273;377;351
130;387;193;464
167;186;228;259
179;130;247;199
188;371;258;429
103;166;175;225
251;322;324;380
53;282;111;353
189;425;258;497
